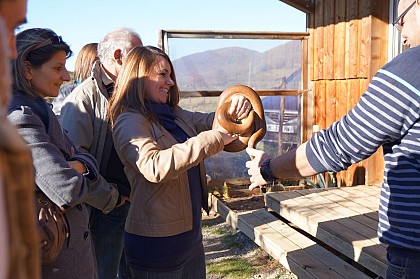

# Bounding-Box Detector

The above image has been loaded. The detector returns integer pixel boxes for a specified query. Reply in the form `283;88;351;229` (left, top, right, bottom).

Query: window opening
159;30;309;182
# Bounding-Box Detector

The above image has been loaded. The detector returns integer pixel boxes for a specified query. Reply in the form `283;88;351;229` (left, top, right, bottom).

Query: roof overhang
279;0;315;14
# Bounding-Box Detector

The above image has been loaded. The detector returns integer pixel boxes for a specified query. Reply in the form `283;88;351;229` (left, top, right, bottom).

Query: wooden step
265;186;387;278
210;195;373;279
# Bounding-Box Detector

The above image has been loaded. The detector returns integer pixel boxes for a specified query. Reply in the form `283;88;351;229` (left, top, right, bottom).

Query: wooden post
346;0;359;79
346;79;359;111
308;14;315;81
315;80;326;129
325;80;336;127
359;0;372;78
334;0;346;79
314;0;324;81
324;0;335;79
336;80;348;120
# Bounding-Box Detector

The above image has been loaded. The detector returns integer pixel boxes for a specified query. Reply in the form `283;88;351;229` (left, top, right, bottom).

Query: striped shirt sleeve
306;50;420;173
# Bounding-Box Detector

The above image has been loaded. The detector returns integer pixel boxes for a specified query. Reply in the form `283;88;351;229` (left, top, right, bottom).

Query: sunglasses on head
29;35;63;52
22;35;63;61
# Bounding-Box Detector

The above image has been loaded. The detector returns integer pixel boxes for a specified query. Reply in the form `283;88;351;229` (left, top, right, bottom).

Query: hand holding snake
215;94;251;145
213;85;266;152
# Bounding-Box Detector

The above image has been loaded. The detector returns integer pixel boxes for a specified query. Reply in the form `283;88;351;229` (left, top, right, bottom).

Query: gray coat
8;91;106;279
60;61;122;209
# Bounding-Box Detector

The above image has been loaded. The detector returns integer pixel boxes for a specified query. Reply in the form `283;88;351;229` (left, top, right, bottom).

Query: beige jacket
0;119;40;279
113;107;223;237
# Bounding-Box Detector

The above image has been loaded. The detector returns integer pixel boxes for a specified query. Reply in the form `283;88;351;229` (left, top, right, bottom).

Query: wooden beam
164;30;310;40
180;89;307;98
279;0;315;14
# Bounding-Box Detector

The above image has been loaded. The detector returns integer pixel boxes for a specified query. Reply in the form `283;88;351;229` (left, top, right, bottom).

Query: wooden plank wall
308;0;389;186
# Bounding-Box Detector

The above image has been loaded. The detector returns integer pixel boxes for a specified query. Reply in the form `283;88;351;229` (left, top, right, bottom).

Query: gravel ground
202;211;297;279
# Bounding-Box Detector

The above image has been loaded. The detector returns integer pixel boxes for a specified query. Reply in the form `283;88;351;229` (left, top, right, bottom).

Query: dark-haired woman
8;28;119;279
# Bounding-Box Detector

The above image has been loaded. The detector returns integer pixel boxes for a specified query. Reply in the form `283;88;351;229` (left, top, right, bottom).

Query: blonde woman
108;46;251;278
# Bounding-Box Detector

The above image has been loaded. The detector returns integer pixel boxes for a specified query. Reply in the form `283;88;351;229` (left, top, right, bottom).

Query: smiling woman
12;28;72;98
24;50;70;98
107;45;253;278
7;27;119;279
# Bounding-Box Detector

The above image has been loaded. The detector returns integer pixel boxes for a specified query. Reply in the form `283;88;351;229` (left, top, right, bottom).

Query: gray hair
97;28;141;64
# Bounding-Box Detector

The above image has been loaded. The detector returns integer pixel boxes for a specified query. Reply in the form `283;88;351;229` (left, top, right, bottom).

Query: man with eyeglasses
246;1;420;278
0;0;40;278
393;0;420;48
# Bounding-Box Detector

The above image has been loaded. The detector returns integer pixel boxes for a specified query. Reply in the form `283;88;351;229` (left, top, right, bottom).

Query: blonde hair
108;46;180;127
73;43;98;82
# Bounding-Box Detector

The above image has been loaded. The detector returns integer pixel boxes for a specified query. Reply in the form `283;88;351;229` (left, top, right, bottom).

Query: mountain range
173;40;302;91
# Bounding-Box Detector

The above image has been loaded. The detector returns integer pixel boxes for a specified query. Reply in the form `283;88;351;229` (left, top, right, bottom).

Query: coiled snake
213;85;266;152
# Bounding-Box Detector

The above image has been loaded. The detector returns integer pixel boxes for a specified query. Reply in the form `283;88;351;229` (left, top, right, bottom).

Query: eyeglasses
393;0;416;32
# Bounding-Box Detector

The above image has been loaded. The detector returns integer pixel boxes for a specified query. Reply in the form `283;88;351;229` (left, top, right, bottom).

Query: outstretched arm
245;142;317;190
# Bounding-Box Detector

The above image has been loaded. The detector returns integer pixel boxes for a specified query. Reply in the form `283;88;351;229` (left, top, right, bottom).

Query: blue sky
22;0;306;70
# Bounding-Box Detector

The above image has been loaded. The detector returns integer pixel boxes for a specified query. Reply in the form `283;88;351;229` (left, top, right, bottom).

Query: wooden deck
211;202;372;278
265;185;386;278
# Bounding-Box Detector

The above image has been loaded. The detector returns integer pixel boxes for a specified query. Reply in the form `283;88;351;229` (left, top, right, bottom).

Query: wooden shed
281;0;398;187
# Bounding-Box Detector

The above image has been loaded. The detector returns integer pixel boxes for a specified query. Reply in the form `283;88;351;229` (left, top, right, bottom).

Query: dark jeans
90;202;130;279
119;250;132;279
386;246;420;279
129;251;206;279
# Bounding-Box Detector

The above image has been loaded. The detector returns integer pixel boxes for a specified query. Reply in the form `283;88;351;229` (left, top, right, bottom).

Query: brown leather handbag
36;190;69;265
9;93;70;265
